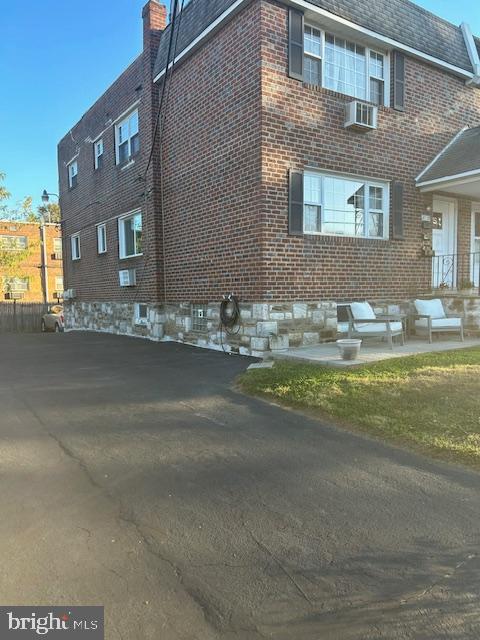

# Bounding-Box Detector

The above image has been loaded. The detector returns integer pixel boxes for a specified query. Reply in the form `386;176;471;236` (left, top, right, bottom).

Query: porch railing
431;252;480;293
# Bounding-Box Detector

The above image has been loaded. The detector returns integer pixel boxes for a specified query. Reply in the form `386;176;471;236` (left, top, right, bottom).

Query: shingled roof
417;127;480;185
154;0;477;79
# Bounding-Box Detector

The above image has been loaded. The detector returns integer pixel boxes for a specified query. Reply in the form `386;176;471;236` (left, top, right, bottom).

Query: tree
38;202;61;224
0;172;40;296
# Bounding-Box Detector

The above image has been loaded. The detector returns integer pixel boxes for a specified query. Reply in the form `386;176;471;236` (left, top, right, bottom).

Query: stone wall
64;300;338;356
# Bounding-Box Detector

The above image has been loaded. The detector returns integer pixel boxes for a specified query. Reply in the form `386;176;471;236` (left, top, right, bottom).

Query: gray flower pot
336;339;362;361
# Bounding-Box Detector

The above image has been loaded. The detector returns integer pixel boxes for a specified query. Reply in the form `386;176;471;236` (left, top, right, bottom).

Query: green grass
239;348;480;469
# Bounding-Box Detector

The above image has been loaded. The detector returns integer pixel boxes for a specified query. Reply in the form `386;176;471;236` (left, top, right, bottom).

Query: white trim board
417;167;480;191
153;0;476;83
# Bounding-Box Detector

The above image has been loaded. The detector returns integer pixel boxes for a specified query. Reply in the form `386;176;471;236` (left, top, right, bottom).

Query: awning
416;126;480;197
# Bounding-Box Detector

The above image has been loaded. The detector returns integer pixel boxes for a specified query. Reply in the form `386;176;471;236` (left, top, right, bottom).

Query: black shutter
393;51;405;111
288;8;304;81
392;181;404;239
289;170;304;235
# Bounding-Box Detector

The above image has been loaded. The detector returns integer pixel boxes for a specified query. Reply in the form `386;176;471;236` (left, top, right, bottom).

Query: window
192;304;208;332
303;172;389;239
71;233;81;260
115;109;139;165
94;139;104;170
303;26;387;105
68;160;78;189
135;303;148;325
97;223;107;254
3;276;29;292
0;235;28;251
53;237;63;258
118;211;142;258
55;276;64;294
304;25;322;86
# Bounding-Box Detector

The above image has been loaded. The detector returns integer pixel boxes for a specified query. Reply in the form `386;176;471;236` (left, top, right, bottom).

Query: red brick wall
59;0;480;308
159;0;264;303
257;0;480;301
58;3;164;305
0;222;63;302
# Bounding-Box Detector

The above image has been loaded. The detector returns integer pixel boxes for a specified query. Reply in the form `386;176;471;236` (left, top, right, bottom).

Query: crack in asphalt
400;552;478;605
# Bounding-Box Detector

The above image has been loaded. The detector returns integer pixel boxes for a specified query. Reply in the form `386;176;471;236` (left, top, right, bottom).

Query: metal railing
431;252;480;293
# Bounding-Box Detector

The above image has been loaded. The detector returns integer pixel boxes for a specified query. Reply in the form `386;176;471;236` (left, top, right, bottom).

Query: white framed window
94;139;104;170
135;303;148;325
97;223;107;254
68;160;78;188
55;276;64;294
115;109;139;165
71;233;81;260
3;276;29;292
304;171;389;239
118;211;142;258
0;235;28;251
303;27;388;106
53;237;63;258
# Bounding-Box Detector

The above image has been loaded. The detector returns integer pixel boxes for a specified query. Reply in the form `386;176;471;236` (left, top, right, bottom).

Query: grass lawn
239;347;480;470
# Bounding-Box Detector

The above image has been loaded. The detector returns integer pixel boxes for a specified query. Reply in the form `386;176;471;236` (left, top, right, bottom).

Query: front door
472;205;480;287
432;197;457;289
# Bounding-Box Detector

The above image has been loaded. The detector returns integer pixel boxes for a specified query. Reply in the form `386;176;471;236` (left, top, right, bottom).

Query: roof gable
417;127;480;184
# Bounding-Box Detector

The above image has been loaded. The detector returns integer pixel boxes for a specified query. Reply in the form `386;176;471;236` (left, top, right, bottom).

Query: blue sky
0;0;479;208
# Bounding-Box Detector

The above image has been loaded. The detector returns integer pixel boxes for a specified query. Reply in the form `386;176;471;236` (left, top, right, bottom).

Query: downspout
40;219;49;304
461;23;480;86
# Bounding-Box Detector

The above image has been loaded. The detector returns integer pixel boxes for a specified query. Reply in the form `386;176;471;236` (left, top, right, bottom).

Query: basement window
135;303;148;325
192;304;208;332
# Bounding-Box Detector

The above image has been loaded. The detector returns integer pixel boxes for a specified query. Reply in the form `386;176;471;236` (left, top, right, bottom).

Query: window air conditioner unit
119;269;136;287
345;101;378;131
51;252;63;260
4;292;24;300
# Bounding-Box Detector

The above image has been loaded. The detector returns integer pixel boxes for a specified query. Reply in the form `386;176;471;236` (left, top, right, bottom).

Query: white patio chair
413;299;464;344
347;302;405;350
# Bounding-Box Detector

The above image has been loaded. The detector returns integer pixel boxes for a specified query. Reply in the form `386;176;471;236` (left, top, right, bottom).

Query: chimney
142;0;167;56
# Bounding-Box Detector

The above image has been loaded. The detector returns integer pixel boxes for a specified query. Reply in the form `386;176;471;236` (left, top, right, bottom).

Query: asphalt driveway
1;332;479;639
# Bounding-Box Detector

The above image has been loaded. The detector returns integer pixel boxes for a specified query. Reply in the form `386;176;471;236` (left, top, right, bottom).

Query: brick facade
0;221;63;302
58;0;480;352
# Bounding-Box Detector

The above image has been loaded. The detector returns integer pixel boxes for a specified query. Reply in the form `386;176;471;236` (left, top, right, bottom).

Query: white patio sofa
346;302;405;350
413;299;464;343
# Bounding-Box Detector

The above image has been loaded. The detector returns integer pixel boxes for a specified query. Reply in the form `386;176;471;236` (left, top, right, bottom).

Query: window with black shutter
392;181;404;239
288;9;304;81
289;170;304;235
393;51;405;111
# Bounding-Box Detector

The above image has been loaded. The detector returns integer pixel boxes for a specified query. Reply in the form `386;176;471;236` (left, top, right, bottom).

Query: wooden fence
0;302;49;333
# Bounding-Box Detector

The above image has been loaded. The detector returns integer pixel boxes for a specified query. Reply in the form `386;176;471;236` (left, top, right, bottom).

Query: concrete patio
270;335;480;367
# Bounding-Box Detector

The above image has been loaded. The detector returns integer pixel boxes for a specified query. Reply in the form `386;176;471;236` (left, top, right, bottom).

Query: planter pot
336;338;362;361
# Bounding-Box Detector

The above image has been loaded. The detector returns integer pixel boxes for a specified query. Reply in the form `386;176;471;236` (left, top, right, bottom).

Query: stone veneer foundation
64;300;338;356
65;295;480;356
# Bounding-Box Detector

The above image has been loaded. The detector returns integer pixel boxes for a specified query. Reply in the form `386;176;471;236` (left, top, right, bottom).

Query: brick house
0;221;63;303
58;0;480;354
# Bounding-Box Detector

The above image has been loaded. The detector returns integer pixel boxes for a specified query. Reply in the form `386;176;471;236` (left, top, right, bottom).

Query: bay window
303;26;388;105
304;172;389;239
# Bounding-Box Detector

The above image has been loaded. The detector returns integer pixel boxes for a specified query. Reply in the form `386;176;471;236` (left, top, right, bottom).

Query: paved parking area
1;331;480;639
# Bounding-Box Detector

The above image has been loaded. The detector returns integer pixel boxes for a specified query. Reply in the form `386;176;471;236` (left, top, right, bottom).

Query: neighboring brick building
0;221;63;303
59;0;480;354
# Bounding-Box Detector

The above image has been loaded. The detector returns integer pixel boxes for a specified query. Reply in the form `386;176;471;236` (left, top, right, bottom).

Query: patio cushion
415;317;462;329
414;298;446;319
354;321;403;334
350;301;376;320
